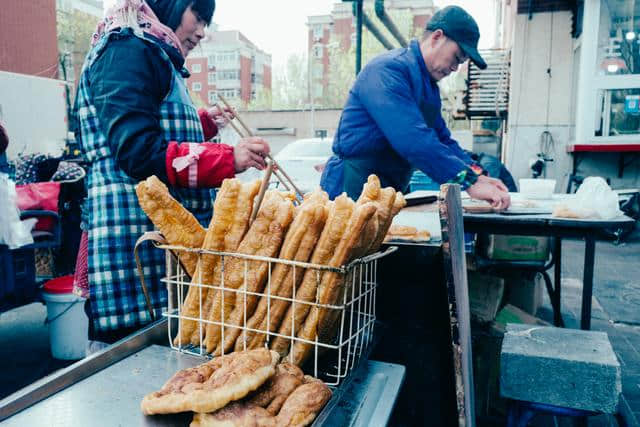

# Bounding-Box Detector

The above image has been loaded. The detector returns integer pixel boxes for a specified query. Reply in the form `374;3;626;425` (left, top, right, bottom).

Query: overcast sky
104;0;497;70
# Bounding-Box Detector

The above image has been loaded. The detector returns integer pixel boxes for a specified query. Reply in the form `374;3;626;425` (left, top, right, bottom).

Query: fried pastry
190;374;331;427
289;202;377;366
204;191;295;354
135;175;206;277
270;193;355;358
172;179;241;346
188;179;261;346
141;348;279;415
275;377;332;427
237;191;329;352
246;363;304;415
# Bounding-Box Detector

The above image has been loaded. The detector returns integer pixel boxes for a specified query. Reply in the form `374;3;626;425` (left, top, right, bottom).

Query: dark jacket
79;30;186;183
320;39;474;199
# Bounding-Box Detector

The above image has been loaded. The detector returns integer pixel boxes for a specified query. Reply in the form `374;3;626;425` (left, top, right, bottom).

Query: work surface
2;344;404;427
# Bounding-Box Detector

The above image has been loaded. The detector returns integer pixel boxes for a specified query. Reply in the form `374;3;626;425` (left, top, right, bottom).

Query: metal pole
355;0;363;75
363;12;395;50
374;0;408;48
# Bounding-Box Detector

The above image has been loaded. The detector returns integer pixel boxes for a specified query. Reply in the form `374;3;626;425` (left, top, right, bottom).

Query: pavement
533;227;640;427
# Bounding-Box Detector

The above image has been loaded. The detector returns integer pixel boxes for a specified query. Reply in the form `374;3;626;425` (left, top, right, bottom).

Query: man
320;6;510;209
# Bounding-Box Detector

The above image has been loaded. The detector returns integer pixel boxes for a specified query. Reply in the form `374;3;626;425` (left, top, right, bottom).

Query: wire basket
147;239;396;387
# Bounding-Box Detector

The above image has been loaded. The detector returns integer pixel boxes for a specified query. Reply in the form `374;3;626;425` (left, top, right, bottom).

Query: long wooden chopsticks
215;94;304;202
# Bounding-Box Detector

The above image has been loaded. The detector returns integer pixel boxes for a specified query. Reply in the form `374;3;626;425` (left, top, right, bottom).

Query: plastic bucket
42;276;88;360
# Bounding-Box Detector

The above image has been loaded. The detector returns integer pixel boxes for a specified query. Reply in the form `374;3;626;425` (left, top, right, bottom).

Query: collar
409;39;437;86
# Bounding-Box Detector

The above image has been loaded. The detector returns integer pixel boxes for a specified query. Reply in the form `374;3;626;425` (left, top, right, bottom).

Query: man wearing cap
320;6;511;209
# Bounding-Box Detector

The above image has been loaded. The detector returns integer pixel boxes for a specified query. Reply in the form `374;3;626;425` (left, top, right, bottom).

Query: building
307;0;434;101
185;28;272;108
498;0;640;189
0;0;59;79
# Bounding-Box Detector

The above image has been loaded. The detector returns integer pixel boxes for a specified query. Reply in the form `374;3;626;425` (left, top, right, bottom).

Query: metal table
462;212;635;330
0;319;405;426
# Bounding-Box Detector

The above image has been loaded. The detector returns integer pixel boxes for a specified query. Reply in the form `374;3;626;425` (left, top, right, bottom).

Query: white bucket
42;291;88;360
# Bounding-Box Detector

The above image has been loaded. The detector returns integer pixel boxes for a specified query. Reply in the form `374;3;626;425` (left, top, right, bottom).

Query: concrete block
500;324;621;413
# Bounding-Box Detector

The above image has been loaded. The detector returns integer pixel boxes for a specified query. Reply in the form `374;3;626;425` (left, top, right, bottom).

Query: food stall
0;173;476;426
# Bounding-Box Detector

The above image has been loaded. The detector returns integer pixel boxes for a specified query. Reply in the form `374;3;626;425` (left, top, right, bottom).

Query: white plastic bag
553;176;622;220
0;173;35;249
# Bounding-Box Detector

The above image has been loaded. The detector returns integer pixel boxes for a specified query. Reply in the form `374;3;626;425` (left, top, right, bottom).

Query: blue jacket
320;39;473;199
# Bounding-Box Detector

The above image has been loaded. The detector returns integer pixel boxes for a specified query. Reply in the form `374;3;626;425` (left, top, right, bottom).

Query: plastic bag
553;177;622;220
0;173;35;249
15;181;60;231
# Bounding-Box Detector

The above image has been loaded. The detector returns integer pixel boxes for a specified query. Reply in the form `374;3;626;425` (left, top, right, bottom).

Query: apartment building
186;28;272;108
307;0;434;101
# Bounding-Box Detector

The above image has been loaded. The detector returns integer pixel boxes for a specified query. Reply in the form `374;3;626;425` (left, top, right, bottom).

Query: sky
104;0;497;71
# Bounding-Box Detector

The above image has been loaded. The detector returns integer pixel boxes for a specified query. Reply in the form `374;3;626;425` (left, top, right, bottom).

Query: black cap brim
458;41;487;69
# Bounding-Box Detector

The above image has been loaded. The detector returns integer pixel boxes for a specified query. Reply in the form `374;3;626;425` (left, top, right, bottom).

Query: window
191;63;201;73
192;82;202;92
597;1;640;76
208;90;217;104
217;51;237;63
313;63;324;79
595;88;640;136
218;89;238;99
251;90;256;100
313;44;323;59
207;54;216;67
313;83;323;99
313;24;323;39
208;72;216;85
218;70;239;80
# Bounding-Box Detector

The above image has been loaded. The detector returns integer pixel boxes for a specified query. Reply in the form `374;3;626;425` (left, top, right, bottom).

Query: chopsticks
215;94;304;202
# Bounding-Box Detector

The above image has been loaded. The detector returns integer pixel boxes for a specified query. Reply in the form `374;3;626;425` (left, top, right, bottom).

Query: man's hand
467;175;511;210
234;137;270;173
207;105;235;128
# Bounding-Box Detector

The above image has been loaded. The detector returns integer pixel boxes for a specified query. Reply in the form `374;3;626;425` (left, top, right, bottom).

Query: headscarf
92;0;187;57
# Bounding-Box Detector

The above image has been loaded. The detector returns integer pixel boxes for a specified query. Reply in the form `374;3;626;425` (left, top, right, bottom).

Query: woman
75;0;269;343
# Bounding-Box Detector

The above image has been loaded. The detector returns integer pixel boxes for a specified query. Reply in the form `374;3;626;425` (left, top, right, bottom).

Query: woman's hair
148;0;215;31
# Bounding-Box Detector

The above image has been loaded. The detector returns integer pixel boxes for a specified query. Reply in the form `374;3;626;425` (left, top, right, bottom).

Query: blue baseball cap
426;6;487;70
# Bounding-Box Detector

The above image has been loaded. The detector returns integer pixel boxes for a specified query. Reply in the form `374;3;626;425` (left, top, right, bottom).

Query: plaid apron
76;29;213;333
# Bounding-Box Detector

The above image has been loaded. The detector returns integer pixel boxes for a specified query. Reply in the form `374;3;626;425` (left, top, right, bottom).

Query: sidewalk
535;228;640;426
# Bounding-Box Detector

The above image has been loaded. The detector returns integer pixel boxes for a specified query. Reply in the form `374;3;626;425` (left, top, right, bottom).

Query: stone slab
500;323;622;413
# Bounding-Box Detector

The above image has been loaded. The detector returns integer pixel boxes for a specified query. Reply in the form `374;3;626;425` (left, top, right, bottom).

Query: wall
0;72;68;159
235;109;342;154
0;0;59;79
504;11;575;191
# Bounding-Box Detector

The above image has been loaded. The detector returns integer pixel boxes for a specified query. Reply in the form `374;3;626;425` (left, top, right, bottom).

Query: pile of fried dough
141;348;332;427
136;174;405;366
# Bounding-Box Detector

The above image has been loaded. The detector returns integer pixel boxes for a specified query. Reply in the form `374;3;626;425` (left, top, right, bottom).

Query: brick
500;324;621;413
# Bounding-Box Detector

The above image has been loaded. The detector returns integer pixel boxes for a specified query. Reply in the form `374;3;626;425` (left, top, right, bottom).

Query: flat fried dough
141;348;279;415
190;374;331;427
135;175;206;277
246;363;304;415
204;191;295;354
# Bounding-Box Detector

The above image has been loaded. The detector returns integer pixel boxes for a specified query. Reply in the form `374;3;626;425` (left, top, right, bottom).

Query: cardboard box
483;235;550;261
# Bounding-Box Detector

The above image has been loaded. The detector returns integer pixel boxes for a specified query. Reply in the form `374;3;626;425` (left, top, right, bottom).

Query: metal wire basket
140;235;396;387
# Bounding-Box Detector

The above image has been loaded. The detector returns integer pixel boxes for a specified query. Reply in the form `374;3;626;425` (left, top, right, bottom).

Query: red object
567;144;640;153
72;231;89;298
165;141;235;188
43;275;74;294
197;109;219;141
15;181;61;231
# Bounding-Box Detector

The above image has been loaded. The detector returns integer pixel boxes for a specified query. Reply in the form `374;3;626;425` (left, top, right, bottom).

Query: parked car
237;137;333;195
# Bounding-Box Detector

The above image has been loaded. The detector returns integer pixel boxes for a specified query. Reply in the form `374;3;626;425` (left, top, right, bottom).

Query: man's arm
355;62;474;185
432;113;473;164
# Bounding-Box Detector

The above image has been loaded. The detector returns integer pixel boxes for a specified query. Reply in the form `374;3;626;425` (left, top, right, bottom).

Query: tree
270;53;309;110
246;87;273;111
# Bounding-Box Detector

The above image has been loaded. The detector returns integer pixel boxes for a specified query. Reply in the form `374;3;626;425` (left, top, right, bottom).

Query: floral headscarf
92;0;186;57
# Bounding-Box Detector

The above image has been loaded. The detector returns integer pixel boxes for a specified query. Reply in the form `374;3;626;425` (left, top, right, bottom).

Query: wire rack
151;242;396;387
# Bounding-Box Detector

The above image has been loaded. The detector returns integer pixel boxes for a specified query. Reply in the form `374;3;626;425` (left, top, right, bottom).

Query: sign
624;95;640;114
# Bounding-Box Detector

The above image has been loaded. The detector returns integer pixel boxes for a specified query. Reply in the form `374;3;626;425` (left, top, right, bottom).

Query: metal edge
0;319;168;422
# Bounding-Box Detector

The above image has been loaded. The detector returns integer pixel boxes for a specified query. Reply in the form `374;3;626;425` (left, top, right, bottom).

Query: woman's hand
207;105;235;128
234;137;270;173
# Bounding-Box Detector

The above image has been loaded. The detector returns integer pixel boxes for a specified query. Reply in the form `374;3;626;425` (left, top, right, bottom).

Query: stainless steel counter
0;321;405;426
